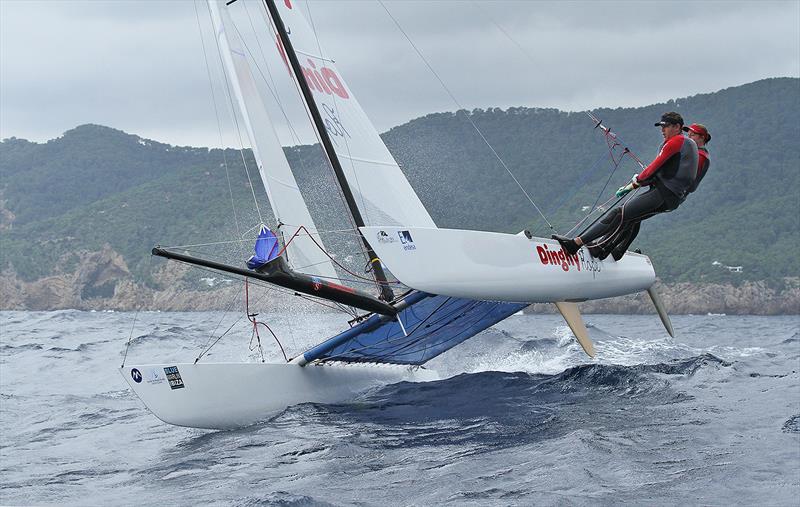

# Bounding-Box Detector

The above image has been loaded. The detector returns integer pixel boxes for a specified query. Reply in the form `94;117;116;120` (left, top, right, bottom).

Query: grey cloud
1;0;797;147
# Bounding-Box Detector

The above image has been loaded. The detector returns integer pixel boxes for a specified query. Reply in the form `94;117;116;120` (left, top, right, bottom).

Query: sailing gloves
616;174;640;198
616;183;635;197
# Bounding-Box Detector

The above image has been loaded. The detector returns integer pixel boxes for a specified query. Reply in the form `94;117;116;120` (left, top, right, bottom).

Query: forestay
210;1;338;281
265;1;437;229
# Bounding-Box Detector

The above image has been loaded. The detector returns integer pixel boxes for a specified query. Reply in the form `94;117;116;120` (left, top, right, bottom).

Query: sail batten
335;153;399;167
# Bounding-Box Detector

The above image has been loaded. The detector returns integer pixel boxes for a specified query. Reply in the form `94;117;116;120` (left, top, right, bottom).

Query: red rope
245;278;288;362
276;225;402;287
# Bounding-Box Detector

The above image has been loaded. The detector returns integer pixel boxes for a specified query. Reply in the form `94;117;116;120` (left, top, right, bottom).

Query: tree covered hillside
1;78;798;287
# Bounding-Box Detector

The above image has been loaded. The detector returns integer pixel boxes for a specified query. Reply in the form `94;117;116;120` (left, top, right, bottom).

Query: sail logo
300;59;349;99
164;366;185;390
376;230;396;243
276;40;350;100
398;230;416;251
131;368;142;383
322;103;351;147
146;368;165;385
536;244;581;272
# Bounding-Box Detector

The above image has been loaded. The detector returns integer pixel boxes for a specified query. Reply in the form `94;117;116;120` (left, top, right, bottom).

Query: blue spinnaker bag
246;225;280;270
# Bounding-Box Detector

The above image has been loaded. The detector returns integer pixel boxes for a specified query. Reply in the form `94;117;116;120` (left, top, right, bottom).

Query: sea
1;310;798;506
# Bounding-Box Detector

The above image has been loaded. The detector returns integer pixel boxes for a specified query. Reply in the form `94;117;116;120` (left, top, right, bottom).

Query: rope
205;0;265;226
120;307;141;368
555;114;648;237
121;254;154;367
194;0;245;256
246;278;288;362
195;277;247;363
450;9;647;239
304;1;374;231
544;147;612;222
263;2;377;294
278;224;403;287
377;0;554;233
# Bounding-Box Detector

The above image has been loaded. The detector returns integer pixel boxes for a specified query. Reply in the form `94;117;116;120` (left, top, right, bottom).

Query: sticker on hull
164;366;185;390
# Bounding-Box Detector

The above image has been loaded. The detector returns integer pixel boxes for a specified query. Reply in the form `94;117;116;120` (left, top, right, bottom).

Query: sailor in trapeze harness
587;121;712;261
553;112;698;260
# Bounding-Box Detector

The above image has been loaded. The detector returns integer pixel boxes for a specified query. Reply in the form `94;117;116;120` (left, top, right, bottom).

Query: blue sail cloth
246;226;280;270
303;292;528;365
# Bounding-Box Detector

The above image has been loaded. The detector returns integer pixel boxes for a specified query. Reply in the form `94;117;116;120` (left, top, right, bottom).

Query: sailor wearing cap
683;123;711;193
552;112;699;260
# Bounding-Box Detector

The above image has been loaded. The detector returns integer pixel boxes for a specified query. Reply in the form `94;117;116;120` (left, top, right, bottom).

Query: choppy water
1;310;798;505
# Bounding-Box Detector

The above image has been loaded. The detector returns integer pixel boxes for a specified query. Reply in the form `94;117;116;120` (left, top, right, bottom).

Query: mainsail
264;1;436;229
209;1;338;281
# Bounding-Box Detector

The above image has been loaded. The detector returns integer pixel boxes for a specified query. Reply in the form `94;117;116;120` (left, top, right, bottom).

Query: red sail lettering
302;67;321;92
276;39;290;74
314;69;332;94
305;60;331;95
322;67;349;99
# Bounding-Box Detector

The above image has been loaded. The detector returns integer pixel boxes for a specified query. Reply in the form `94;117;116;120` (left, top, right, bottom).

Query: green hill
1;78;798;289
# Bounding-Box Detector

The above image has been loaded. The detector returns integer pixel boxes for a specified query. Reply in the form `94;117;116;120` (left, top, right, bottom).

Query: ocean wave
0;343;44;352
274;355;728;451
46;343;92;353
782;414;800;433
239;493;336;507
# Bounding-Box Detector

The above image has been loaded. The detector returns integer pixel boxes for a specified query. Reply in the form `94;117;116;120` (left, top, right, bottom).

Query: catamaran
120;0;673;430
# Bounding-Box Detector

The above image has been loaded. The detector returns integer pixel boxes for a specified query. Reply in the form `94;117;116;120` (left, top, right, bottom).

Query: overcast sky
1;0;798;147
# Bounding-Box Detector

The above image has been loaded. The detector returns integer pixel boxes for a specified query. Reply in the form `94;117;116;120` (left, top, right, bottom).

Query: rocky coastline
1;245;798;315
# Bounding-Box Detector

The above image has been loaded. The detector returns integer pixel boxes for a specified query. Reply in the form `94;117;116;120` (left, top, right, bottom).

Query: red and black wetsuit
636;133;699;198
579;134;698;247
688;146;710;193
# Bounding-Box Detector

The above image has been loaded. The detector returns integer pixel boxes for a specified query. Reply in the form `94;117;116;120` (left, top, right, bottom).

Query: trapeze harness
688;146;711;194
580;133;699;246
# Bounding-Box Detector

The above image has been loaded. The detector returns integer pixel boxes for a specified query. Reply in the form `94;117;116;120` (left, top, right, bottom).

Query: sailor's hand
616;183;635;197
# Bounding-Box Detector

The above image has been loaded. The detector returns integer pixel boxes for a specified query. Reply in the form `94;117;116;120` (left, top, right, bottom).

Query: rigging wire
268;0;380;295
120;307;140;368
192;268;302;363
467;2;650;235
230;9;308;148
194;0;245;256
196;280;246;363
157;241;398;293
236;2;369;292
303;1;374;230
166;258;363;320
205;0;266;226
245;278;288;362
121;250;155;367
276;224;404;287
377;0;555;233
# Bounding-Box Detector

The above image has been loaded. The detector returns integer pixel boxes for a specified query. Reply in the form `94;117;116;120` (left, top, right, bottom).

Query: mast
261;0;395;302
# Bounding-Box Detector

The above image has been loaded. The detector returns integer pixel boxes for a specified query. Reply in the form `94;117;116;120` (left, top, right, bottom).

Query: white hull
362;226;656;302
121;362;437;430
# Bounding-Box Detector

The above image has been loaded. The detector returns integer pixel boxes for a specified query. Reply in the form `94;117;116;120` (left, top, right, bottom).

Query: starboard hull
121;362;437;430
362;226;656;303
